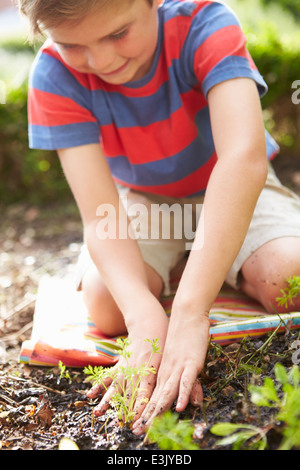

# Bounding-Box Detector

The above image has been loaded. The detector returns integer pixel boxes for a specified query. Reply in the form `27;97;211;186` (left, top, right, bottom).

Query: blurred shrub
259;0;300;21
246;21;300;154
0;39;71;206
0;80;71;206
246;22;300;107
0;21;299;206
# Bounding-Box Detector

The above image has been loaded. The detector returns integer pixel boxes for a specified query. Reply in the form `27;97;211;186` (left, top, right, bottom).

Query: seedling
57;360;72;384
210;421;269;450
147;411;199;450
249;362;300;450
84;337;161;426
276;275;300;309
211;362;300;450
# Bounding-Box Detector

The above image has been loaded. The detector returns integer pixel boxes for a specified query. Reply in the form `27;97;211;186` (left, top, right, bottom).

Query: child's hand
132;312;210;435
86;314;169;422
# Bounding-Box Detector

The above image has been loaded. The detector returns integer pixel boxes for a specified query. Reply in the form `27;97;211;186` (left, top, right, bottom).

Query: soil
0;156;300;452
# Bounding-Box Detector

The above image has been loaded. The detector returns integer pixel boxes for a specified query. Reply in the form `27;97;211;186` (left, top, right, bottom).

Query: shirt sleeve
185;2;268;99
28;45;101;150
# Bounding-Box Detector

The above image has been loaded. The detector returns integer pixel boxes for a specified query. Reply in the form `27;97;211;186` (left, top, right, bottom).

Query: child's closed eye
57;43;82;51
110;28;129;41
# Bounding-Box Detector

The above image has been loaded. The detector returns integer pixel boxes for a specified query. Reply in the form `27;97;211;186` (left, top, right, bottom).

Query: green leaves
248;376;280;407
249;363;300;451
147;411;199;451
276;276;300;309
211;363;300;450
210;422;268;450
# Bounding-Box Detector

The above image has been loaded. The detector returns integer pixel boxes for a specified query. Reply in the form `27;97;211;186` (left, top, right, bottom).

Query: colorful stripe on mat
19;277;300;367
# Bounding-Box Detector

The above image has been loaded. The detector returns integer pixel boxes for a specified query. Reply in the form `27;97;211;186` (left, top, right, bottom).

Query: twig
0;392;20;407
3;374;66;396
244;320;284;365
0;298;35;328
1;321;33;343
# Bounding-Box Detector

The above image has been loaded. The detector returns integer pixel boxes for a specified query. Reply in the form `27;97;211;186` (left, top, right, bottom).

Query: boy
18;0;300;435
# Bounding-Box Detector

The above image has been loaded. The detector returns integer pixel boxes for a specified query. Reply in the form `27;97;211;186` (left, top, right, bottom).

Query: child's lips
100;59;130;76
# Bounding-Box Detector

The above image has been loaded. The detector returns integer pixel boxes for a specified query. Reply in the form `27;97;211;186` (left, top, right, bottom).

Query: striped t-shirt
28;0;279;198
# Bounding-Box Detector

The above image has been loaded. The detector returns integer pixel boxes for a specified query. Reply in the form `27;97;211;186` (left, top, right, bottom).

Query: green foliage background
0;39;69;206
0;0;300;206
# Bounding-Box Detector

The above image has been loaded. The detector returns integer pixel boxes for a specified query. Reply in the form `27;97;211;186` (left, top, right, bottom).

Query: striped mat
19;275;300;368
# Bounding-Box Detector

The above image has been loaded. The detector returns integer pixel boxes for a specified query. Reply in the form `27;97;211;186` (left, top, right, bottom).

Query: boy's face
47;0;161;84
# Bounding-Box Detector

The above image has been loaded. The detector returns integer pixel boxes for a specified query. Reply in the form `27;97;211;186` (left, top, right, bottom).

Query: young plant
84;337;161;426
211;363;300;450
147;411;199;450
210;421;268;450
57;360;72;384
276;275;300;309
250;362;300;450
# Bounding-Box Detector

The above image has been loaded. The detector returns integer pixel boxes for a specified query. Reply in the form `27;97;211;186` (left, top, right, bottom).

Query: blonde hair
18;0;153;39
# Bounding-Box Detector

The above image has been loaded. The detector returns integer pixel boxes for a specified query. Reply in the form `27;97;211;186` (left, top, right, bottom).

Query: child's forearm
84;218;167;335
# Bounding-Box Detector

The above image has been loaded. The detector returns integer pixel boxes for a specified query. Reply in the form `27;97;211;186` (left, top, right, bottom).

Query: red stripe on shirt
29;88;98;127
194;24;256;84
102;89;207;162
162;1;214;67
113;151;218;198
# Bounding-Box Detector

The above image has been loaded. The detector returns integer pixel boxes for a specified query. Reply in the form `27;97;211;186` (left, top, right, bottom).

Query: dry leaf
35;395;54;427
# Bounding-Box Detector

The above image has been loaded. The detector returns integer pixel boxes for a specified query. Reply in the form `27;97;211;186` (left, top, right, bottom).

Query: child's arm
133;77;268;434
57;143;169;406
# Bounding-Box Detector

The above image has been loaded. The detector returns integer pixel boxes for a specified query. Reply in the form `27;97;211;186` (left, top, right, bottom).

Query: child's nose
86;45;115;72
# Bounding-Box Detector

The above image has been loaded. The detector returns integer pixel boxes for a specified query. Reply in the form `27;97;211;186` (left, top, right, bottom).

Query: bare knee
81;262;164;336
241;238;300;313
82;266;127;337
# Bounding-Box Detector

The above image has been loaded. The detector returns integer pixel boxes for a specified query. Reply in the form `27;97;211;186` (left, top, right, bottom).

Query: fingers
190;377;203;406
86;364;121;414
176;372;203;412
93;381;119;416
132;368;203;436
86;367;117;399
86;365;158;421
86;381;108;399
131;371;158;423
93;368;129;416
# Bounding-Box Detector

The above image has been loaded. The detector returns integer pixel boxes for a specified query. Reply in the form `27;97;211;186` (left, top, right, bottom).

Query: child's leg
81;261;163;336
240;237;300;313
225;163;300;311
